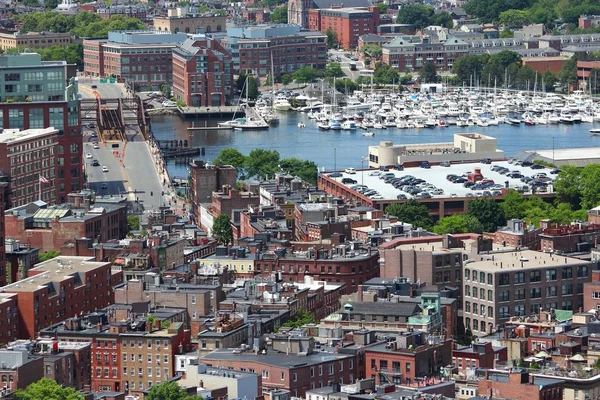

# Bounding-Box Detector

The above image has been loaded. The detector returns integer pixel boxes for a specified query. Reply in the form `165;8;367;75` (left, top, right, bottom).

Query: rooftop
2;256;109;292
466;250;588;273
201;348;353;368
0;128;57;144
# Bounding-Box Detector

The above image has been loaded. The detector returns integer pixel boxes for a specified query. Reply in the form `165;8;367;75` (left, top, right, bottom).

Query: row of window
465;266;588;286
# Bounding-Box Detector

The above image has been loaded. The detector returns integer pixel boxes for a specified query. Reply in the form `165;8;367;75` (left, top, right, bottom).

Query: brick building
3;256;115;339
462;250;591;337
538;220;600;253
83;31;187;91
484;219;542;250
452;341;507;371
0;294;19;343
5;239;39;284
96;5;151;21
188;160;237;220
224;25;327;76
583;270;600;312
478;370;563;400
0;53;81;204
0;348;44;393
5;194;128;253
382;36;469;72
172;35;234;107
41;308;193;395
201;346;359;397
0;31;73;51
364;332;453;386
308;7;380;49
153;9;227;34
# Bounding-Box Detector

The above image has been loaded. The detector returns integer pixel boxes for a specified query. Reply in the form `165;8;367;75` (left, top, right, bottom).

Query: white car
162;100;177;107
102;166;109;173
93;143;100;149
369;171;381;176
85;152;92;159
345;168;356;174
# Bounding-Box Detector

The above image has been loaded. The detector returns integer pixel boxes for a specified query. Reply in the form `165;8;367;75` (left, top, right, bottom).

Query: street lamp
334;147;337;172
361;156;368;185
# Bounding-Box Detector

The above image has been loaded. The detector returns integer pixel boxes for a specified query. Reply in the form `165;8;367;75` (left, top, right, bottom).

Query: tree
270;5;288;23
373;61;399;84
39;250;60;262
543;70;558;92
280;74;293;87
127;215;140;231
245;149;280;179
22;0;42;7
467;199;506;232
560;56;578;90
293;66;319;83
246;76;259;99
214;148;247;178
361;44;382;58
554;165;582;207
432;11;454;28
579;164;600;210
325;62;344;78
452;54;485;85
282;309;317;328
397;5;434;29
279;157;318;184
420;61;438;83
385;200;433;230
433;214;483;234
325;28;338;48
16;378;84;400
463;0;535;22
374;2;387;14
500;190;526;220
43;0;59;9
498;9;532;27
145;381;203;400
334;77;358;94
212;214;233;245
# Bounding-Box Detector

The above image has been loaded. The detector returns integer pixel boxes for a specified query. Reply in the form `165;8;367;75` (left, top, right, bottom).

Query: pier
178;105;241;119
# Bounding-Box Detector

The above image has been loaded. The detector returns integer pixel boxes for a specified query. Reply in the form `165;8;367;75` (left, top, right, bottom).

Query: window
480;272;485;283
488;306;493;318
263;370;269;378
499;306;510;318
281;372;285;380
465;286;471;297
473;303;478;314
488;290;493;301
487;274;493;285
515;288;526;300
562;284;573;295
406;363;411;373
465;301;471;313
191;296;196;305
472;286;478;298
530;270;541;283
562;267;573;279
472;270;478;282
530;287;541;299
578;265;589;278
514;305;525;316
499;290;509;302
546;269;557;281
499;273;510;286
515;272;525;284
480;288;485;299
480;304;486;316
329;365;334;375
465;269;470;280
547;286;557;297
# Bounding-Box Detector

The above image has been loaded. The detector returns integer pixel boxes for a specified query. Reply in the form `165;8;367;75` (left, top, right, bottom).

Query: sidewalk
146;140;189;216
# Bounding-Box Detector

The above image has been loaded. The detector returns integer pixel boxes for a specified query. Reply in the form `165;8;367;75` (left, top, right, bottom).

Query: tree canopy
420;61;439;83
397;5;453;29
373;62;400;85
270;5;288;23
282;309;317;328
467;199;506;232
145;381;203;400
385;200;433;230
324;62;345;78
361;44;382;59
433;214;483;234
325;28;338;48
212;214;233;245
39;250;60;262
16;378;84;400
293;66;320;83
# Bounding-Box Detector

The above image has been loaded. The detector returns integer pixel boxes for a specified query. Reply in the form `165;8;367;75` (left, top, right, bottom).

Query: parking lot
329;160;558;200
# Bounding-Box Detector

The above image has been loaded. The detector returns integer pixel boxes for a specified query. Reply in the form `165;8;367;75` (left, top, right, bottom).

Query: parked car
345;168;356;174
342;178;357;184
480;158;492;164
440;161;451;167
420;161;431;169
531;164;544;169
328;172;343;177
396;194;407;200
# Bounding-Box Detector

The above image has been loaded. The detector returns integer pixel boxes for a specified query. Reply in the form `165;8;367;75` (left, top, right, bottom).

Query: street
78;77;128;99
329;49;365;80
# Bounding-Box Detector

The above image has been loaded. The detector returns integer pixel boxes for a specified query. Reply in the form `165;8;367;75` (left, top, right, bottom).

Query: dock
238;106;269;130
188;121;233;131
178;105;241;119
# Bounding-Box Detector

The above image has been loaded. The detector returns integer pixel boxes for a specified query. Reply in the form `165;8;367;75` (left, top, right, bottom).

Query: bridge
80;94;150;143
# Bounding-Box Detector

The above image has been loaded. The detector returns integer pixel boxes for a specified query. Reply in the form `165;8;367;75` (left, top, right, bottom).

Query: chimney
96;322;102;332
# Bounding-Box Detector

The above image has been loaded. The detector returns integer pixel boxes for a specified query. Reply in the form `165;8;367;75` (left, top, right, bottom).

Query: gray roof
343;301;421;317
201;348;353;369
312;0;371;8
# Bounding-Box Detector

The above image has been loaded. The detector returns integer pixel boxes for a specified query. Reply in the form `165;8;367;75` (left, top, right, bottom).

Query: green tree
325;28;338;48
579;164;600;210
361;44;382;58
16;378;84;400
212;214;233;245
333;77;358;94
554;165;582;207
374;2;387;14
432;11;454;28
420;61;438;83
452;54;485;85
385;200;433;230
433;214;484;234
324;62;345;78
543;70;558;92
39;250;60;262
43;0;59;9
498;9;532;27
282;309;317;328
214;148;247;178
467;199;506;232
280;74;293;87
127;215;140;231
373;61;399;84
22;0;41;7
500;190;526;220
145;381;203;400
499;28;514;38
560;56;578;90
245;149;280;179
279;157;318;184
271;5;288;23
463;0;535;22
397;4;434;29
293;66;319;83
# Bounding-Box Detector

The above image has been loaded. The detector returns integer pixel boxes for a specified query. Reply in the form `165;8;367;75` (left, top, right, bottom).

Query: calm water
149;113;600;178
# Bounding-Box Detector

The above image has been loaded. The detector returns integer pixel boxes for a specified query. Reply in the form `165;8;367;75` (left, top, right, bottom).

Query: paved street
84;142;130;197
122;142;167;212
329;49;364;80
78;77;127;99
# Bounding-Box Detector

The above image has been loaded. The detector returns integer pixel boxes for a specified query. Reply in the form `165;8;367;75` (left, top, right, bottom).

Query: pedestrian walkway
146;139;189;216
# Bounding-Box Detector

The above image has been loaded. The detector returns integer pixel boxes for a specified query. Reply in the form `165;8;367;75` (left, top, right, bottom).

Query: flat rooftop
466;250;588;273
331;160;554;200
201;348;353;368
0;128;57;144
2;256;109;292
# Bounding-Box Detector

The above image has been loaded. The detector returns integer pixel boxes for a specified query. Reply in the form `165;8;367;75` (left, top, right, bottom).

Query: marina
149;88;600;178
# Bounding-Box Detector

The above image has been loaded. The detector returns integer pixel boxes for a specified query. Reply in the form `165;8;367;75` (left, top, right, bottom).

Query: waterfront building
172;35;234;107
224;25;327;77
382;36;469;72
308;7;379;49
0;53;81;204
288;0;370;28
83;30;187;91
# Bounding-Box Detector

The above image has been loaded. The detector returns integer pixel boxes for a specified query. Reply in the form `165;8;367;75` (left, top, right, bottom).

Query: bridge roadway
80;79;170;216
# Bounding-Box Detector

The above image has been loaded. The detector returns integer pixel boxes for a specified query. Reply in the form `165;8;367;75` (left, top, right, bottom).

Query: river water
149;112;600;179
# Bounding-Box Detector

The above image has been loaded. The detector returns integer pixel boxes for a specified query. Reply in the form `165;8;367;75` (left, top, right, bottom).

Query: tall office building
0;52;81;204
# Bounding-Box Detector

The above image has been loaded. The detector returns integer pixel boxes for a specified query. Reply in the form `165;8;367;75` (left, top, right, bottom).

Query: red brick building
308;7;380;49
539;220;600;253
5;194;128;253
478;370;564;400
364;333;453;386
172;36;233;107
0;348;44;392
452;341;507;371
0;53;82;205
583;270;600;312
0;294;19;344
484;219;542;250
3;256;115;339
188;161;237;221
